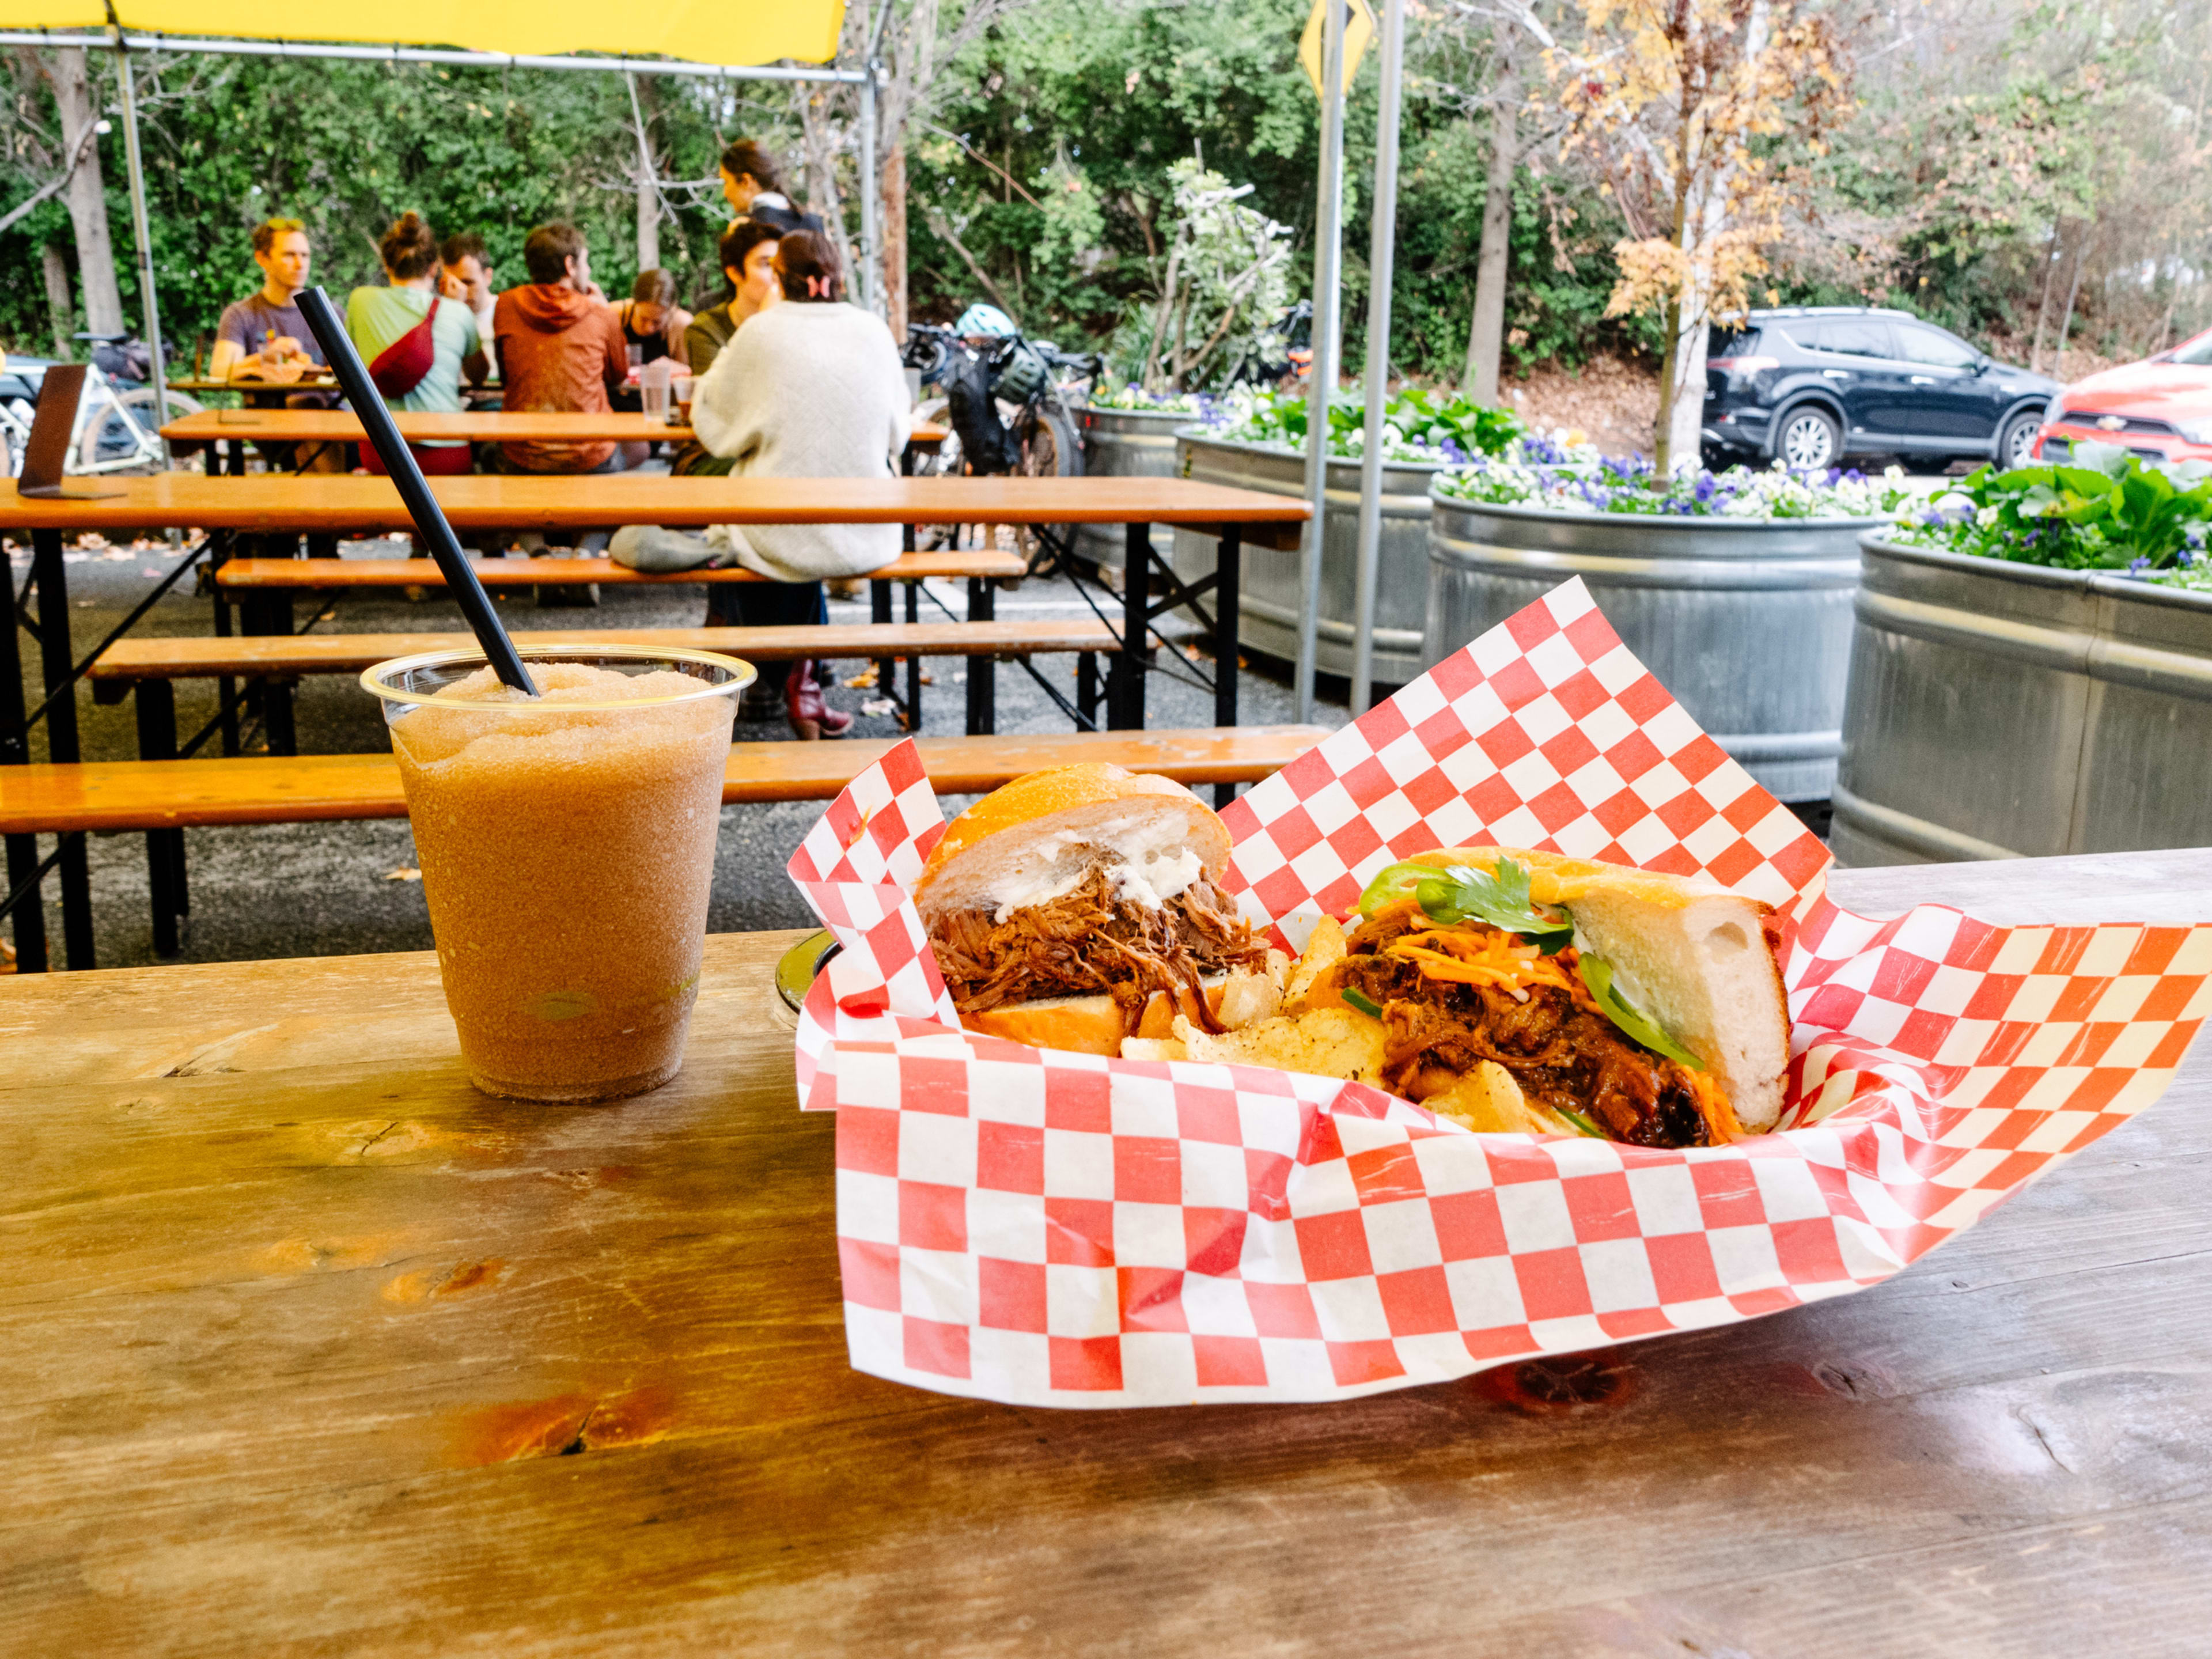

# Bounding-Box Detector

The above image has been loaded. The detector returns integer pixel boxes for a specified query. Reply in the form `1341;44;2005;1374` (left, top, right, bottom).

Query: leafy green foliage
1575;953;1706;1070
1901;443;2212;573
1214;388;1524;460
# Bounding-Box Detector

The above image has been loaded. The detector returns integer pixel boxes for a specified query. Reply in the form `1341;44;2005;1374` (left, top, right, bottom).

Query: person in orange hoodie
490;222;628;475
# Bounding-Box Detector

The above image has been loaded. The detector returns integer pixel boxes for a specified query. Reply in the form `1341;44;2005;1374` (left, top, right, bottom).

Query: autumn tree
1551;0;1850;470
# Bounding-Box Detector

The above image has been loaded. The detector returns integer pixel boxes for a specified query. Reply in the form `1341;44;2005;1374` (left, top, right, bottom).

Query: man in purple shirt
210;218;341;466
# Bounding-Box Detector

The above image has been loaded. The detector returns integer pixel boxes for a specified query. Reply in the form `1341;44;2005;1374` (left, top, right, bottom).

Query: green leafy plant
1211;388;1524;461
1358;857;1572;952
1898;441;2212;578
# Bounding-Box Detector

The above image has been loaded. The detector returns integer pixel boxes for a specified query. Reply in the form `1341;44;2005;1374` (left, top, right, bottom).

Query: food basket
784;577;2212;1407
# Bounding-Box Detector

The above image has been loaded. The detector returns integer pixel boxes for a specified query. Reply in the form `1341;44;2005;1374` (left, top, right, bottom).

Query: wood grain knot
1482;1349;1638;1415
450;1385;677;1467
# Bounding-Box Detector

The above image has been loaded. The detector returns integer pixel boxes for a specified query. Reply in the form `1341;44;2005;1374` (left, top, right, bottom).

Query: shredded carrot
1382;926;1573;995
1685;1067;1743;1139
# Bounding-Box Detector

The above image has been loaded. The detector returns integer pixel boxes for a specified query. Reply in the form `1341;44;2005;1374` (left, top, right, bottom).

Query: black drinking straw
294;285;539;696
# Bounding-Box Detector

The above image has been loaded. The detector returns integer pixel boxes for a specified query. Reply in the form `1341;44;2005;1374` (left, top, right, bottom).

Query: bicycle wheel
1013;403;1084;575
78;385;204;474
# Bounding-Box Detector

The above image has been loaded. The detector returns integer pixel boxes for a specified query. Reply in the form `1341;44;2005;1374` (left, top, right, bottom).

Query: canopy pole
1294;0;1348;726
1350;0;1404;717
109;31;172;471
858;65;880;316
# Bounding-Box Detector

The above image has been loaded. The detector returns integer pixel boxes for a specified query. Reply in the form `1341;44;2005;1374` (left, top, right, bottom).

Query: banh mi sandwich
916;764;1284;1056
1128;847;1790;1147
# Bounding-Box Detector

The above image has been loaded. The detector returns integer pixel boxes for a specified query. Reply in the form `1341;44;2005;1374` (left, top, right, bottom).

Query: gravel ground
6;533;1352;971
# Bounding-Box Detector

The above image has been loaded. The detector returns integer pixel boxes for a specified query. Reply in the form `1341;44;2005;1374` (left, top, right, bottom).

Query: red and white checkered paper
786;577;2212;1407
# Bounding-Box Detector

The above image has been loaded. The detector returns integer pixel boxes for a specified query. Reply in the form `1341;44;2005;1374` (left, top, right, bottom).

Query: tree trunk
2028;220;2063;374
40;242;73;357
636;166;661;275
797;88;858;293
1461;62;1520;403
882;142;909;340
2053;229;2087;384
46;48;123;339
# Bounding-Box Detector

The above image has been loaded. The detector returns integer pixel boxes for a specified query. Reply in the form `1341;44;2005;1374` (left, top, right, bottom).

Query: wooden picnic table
1;844;2205;1654
158;409;953;464
1;474;1305;967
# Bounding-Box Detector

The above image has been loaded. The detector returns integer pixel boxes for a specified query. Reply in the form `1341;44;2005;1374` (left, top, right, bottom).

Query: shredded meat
1336;910;1711;1148
933;869;1270;1032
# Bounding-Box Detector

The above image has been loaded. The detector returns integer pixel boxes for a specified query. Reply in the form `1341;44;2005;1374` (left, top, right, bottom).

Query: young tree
1139;158;1294;389
3;47;124;339
1551;0;1849;470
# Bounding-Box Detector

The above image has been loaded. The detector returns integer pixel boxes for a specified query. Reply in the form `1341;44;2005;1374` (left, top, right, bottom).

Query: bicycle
903;321;1103;574
0;332;203;478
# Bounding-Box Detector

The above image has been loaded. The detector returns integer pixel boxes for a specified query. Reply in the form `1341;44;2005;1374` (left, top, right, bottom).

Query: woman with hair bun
688;229;910;738
346;210;490;475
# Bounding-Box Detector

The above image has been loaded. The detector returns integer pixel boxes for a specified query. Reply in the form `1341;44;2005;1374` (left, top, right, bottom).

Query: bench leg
1110;524;1151;730
31;529;94;968
263;679;298;757
871;578;894;709
0;521;46;970
1214;527;1242;809
134;680;188;957
904;579;922;731
965;577;995;737
1077;652;1099;728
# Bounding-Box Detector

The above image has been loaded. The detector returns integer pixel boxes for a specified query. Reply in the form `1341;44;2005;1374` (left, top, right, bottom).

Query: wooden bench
0;725;1330;968
210;549;1033;743
90;618;1123;751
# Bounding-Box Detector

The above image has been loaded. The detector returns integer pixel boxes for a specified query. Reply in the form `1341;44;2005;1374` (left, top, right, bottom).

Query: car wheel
1999;409;2043;470
1775;406;1841;471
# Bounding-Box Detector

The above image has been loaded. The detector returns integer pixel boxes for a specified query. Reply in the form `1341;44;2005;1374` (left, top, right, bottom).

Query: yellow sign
1299;0;1375;99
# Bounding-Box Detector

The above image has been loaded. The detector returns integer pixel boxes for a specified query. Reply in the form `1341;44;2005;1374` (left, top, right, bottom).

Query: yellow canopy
0;0;847;65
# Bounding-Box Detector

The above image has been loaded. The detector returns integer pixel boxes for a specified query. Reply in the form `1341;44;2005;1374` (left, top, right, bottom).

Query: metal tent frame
0;24;891;438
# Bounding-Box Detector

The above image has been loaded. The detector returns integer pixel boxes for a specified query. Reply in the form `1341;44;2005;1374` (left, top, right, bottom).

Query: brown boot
785;660;853;741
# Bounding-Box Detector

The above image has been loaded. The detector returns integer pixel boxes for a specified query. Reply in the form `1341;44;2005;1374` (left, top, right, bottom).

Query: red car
2035;328;2212;465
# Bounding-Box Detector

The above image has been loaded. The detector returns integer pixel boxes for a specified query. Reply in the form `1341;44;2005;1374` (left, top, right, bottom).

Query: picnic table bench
159;409;954;469
2;846;2204;1654
0;726;1330;967
90;616;1122;753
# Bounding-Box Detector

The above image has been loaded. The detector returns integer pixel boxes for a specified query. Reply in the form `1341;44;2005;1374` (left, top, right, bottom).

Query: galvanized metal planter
1834;536;2212;863
1172;433;1445;687
1073;406;1196;571
1425;494;1881;802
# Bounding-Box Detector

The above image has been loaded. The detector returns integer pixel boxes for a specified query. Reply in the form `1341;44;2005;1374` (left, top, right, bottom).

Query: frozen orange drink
365;647;752;1101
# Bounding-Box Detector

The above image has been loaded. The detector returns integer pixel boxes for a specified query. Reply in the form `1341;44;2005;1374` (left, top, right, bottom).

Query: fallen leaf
841;668;879;688
860;697;897;717
385;866;422;881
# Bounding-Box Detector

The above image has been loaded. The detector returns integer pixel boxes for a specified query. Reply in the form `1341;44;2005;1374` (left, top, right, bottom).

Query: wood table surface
8;847;2206;1657
158;410;953;451
0;473;1307;535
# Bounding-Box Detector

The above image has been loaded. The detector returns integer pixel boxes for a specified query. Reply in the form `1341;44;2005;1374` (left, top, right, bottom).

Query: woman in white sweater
687;232;911;737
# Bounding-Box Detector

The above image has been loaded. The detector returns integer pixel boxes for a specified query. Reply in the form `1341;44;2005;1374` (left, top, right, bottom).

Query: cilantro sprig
1357;855;1574;953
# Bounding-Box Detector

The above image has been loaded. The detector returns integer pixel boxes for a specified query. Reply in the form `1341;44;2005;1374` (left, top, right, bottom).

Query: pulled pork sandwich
1128;847;1790;1147
917;764;1281;1056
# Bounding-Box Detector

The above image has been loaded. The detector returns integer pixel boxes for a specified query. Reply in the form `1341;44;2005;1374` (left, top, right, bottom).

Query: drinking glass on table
363;646;753;1103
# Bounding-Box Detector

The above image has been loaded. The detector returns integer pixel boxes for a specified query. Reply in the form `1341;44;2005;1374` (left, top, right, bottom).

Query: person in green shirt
673;219;783;476
345;211;490;475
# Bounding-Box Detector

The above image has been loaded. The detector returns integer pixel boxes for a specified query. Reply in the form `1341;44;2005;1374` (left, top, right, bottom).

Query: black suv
1702;308;2056;472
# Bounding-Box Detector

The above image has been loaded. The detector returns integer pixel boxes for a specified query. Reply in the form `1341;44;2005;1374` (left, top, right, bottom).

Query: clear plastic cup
363;646;753;1102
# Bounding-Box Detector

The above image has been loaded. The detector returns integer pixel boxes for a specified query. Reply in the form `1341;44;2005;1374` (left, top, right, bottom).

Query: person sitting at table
683;221;781;386
669;221;781;475
615;230;910;740
209;217;343;470
719;140;823;236
438;232;499;347
611;269;692;372
345;212;490;478
488;222;630;477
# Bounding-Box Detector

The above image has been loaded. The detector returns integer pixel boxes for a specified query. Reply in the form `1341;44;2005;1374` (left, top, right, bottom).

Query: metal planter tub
1425;495;1881;801
1073;406;1196;571
1834;536;2212;863
1172;433;1445;687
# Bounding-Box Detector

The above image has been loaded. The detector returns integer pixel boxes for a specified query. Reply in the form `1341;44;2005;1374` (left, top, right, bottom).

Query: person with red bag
344;212;490;476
